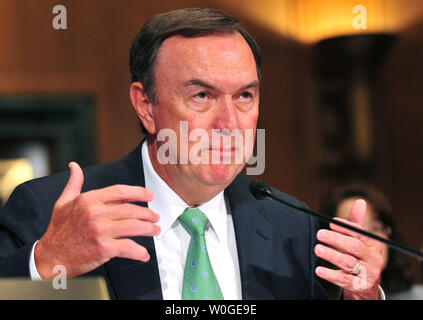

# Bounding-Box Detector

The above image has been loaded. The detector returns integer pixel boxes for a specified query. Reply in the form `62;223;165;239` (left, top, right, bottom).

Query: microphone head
249;180;272;200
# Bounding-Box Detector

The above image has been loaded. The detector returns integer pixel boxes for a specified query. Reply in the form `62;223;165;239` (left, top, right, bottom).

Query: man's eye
194;92;208;100
240;91;252;100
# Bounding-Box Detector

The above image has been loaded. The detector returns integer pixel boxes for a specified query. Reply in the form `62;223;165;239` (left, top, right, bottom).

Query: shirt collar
141;141;227;241
197;191;227;242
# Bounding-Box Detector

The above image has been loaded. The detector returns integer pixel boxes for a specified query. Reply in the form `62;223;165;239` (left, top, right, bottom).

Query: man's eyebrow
241;80;259;90
183;79;215;90
183;79;260;90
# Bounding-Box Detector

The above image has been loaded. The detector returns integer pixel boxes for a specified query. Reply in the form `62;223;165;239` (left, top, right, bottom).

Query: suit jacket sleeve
0;182;49;277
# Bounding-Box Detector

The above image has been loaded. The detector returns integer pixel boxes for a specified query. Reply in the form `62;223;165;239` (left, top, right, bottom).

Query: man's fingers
329;217;380;248
314;244;359;273
110;219;161;238
92;184;154;204
348;199;367;227
59;162;84;203
107;203;160;223
317;229;368;259
112;238;151;262
315;266;356;289
315;265;379;299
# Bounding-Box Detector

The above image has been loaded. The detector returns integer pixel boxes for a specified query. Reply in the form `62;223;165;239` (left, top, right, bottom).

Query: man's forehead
160;32;251;58
155;32;258;79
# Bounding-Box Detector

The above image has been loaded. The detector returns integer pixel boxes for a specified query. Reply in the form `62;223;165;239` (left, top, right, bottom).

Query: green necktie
178;208;224;300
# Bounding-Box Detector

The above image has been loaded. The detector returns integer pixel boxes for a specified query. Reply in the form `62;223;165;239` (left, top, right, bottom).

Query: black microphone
249;180;423;261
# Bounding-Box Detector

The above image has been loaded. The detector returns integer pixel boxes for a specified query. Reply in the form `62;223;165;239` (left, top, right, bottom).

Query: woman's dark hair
129;7;261;133
320;183;415;294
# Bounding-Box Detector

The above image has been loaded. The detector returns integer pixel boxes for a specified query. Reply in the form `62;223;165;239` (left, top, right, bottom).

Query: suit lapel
226;177;275;299
97;142;163;299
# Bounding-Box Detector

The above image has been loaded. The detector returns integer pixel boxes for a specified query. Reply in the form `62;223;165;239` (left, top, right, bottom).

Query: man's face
149;32;259;189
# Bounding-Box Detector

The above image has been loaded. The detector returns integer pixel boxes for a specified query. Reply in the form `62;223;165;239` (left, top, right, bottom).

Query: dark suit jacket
0;143;327;299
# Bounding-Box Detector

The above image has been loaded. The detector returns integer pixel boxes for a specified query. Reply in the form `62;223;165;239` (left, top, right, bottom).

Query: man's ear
129;82;156;134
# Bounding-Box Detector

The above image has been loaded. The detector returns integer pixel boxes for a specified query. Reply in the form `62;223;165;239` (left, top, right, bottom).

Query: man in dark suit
0;8;383;300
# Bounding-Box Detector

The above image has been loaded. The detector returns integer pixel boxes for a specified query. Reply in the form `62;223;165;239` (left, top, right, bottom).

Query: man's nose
213;96;238;131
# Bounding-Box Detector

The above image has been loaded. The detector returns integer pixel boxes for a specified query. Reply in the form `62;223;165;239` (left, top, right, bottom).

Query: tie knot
179;208;209;236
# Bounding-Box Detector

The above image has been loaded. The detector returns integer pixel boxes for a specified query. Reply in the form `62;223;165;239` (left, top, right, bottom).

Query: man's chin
201;163;242;186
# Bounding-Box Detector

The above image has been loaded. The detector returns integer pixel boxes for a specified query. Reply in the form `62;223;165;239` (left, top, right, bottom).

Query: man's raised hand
34;162;160;279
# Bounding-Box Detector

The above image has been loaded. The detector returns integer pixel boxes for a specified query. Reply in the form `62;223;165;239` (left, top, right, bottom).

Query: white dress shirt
141;141;242;300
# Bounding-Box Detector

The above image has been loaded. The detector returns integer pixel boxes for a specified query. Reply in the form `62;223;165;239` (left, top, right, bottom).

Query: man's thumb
348;198;367;227
59;162;84;202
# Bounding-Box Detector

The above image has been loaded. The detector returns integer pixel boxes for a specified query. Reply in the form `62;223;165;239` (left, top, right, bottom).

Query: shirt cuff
378;285;386;300
29;240;43;280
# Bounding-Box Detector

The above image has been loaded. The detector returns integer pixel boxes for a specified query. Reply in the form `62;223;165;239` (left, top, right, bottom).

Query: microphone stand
250;180;423;261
